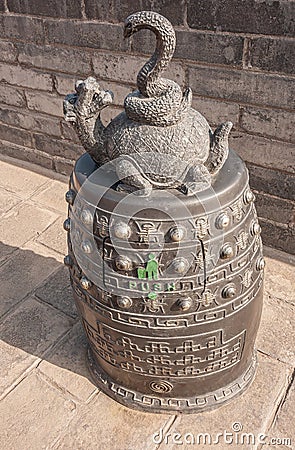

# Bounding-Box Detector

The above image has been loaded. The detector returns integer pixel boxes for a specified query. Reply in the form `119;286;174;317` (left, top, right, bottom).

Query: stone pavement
0;157;294;450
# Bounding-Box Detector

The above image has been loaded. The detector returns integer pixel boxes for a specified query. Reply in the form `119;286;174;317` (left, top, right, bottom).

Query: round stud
177;297;192;311
115;255;132;271
222;284;236;298
169;226;186;242
63;218;71;231
215;212;230;229
113;221;131;239
256;257;265;271
80;209;93;225
80;276;92;290
251;222;261;236
81;240;93;254
117;296;133;309
244;189;255;204
171;257;189;274
220;243;234;259
65;189;76;205
63;255;72;266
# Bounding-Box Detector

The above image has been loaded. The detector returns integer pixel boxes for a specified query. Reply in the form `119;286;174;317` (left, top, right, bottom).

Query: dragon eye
126;23;132;28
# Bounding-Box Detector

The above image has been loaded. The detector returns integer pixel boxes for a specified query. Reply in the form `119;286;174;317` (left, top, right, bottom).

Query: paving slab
0;372;76;450
0;159;48;197
36;216;68;256
0;202;58;261
0;296;73;397
0;188;22;216
31;179;68;214
264;255;295;306
0;241;61;317
38;322;97;403
53;390;175;450
156;353;292;450
257;294;295;366
35;265;77;318
265;380;294;450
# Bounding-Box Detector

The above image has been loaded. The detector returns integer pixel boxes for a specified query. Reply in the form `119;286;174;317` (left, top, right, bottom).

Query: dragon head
63;77;113;123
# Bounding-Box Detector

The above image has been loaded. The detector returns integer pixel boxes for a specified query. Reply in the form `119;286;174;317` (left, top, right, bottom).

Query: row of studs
64;188;256;243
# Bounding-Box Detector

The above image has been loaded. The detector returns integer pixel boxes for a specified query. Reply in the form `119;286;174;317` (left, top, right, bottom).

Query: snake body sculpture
124;11;191;126
63;11;233;196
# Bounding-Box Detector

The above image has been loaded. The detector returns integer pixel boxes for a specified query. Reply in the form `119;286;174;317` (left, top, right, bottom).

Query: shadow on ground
0;242;94;386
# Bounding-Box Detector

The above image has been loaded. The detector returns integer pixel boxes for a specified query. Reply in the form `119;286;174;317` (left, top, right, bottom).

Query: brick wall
0;0;294;253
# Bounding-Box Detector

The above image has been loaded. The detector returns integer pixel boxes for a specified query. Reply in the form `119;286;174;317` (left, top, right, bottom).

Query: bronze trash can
63;10;264;413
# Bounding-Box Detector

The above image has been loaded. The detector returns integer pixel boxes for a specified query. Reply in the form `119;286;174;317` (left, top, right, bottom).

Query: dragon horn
205;121;233;175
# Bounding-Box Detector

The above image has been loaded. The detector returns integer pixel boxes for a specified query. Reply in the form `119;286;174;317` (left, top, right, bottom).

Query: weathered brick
85;0;186;25
0;105;61;137
144;0;186;26
187;0;295;36
7;0;82;18
188;65;295;110
192;96;239;127
0;140;54;170
255;192;295;226
100;106;123;127
34;133;84;160
61;121;80;143
55;74;77;96
260;218;295;255
0;83;26;107
45;20;129;52
84;0;141;22
0;62;52;91
130;28;155;55
26;91;63;117
105;81;133;107
248;163;295;202
0;123;33;148
0;40;18;63
250;37;295;75
132;29;244;67
230;131;295;173
176;30;243;66
92;52;185;87
0;14;45;44
17;43;92;75
53;156;75;176
240;106;295;143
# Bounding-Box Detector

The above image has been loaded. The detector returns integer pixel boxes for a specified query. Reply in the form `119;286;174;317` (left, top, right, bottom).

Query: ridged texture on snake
124;11;191;126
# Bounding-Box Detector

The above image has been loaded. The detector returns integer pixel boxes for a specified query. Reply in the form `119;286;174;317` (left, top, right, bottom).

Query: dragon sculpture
64;11;232;196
